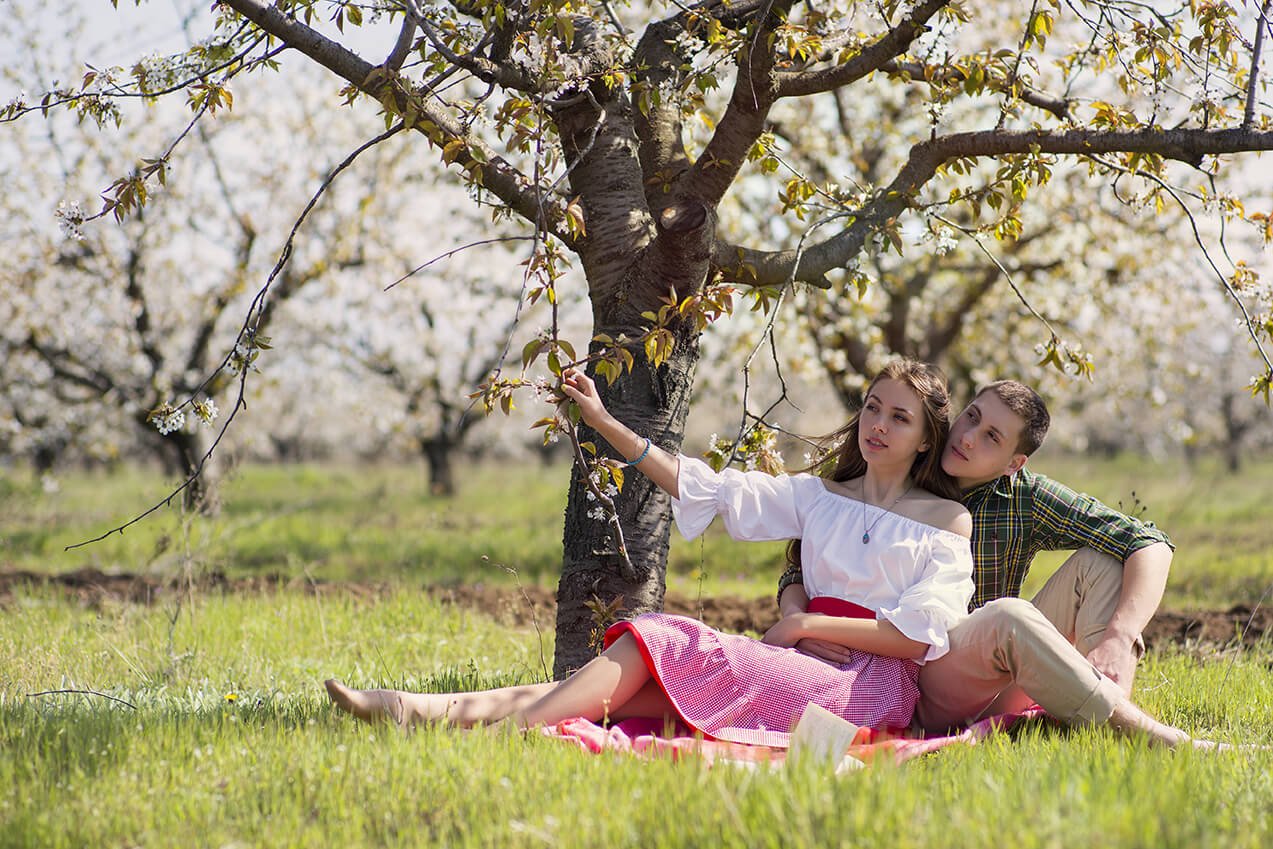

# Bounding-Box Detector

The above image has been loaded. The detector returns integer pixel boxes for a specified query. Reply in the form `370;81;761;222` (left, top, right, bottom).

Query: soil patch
2;567;1267;652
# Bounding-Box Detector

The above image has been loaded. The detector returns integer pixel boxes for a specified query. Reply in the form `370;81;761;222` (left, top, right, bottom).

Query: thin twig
565;420;638;582
934;213;1060;338
66;123;408;550
1218;579;1273;693
500;564;552;682
1;26;266;124
730;196;853;457
27;689;138;710
382;236;537;291
1086;155;1273;376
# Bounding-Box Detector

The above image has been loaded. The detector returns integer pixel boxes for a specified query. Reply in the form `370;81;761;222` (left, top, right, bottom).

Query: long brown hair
785;358;959;572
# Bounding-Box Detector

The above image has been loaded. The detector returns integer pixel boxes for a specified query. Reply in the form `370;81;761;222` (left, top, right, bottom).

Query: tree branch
1245;0;1273;128
881;59;1071;120
217;0;551;235
122;243;165;384
407;1;533;90
24;334;116;396
384;5;419;71
631;18;695;206
679;0;796;207
723;125;1273;286
773;0;953;98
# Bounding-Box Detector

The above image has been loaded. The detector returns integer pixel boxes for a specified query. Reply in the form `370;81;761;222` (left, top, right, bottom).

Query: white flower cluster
226;340;260;375
151;405;186;436
585;469;620;521
55;200;86;242
933;228;959;256
193;398;219;427
742;426;783;473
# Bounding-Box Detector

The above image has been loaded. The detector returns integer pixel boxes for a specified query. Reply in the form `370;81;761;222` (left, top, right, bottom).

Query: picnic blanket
539;708;1049;767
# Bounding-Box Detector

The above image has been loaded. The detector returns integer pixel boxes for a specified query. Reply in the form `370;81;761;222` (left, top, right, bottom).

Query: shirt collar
962;471;1016;502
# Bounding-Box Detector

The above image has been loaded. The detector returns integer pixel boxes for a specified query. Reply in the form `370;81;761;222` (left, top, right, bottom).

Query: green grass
3;452;1272;605
3;456;1272;848
1;586;1270;849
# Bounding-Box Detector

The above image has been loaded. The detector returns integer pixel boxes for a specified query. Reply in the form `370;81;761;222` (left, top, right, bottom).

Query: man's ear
1004;453;1028;476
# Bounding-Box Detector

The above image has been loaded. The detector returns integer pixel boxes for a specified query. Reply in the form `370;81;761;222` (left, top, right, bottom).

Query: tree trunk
420;436;456;496
552;335;700;677
1220;392;1246;474
153;427;222;516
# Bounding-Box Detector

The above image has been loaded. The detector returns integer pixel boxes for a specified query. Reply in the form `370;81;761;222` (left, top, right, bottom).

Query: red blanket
539;709;1048;767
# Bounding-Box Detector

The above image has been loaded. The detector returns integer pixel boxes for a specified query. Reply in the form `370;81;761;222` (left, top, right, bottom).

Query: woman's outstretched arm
560;369;681;499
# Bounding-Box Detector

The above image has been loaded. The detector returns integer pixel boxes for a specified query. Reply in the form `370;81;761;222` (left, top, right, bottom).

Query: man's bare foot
1108;697;1192;748
324;679;405;724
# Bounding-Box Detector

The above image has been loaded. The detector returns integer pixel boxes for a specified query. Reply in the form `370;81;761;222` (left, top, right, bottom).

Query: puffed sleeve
671;454;820;542
876;533;975;663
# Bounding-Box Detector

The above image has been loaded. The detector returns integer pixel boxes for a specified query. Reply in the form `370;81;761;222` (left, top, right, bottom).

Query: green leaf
522;338;544;370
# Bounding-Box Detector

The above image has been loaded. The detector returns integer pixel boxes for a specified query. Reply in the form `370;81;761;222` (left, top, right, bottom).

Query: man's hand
1086;631;1138;694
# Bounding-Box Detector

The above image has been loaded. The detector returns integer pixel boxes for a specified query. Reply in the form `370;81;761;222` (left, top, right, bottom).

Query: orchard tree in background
6;0;1273;673
0;12;425;512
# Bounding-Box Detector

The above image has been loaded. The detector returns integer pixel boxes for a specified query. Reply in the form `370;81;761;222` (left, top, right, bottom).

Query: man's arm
1086;541;1172;692
1032;475;1174;690
778;576;808;617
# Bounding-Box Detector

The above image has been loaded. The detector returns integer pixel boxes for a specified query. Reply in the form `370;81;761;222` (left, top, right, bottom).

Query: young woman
326;359;977;744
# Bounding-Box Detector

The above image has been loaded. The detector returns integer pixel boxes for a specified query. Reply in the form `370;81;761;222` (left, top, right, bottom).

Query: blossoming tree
7;0;1273;672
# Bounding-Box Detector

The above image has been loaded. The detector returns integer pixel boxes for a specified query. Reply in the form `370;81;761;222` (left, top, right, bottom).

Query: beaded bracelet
623;437;652;467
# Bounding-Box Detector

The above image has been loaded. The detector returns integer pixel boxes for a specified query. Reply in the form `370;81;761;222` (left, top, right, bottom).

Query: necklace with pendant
861;484;913;544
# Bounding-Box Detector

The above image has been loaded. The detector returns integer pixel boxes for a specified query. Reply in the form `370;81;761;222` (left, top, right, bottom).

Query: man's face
942;390;1029;487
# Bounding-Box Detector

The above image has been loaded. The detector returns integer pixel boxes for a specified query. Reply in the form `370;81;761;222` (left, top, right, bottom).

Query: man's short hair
977;380;1050;455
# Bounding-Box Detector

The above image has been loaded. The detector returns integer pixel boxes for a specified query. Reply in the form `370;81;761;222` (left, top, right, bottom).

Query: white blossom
155;409;185;435
934;228;958;256
54;200;86;241
193;398;219;426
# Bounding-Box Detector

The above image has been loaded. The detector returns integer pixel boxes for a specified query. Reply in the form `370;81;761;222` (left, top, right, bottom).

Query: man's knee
979;597;1047;630
974;598;1069;651
1070;548;1124;584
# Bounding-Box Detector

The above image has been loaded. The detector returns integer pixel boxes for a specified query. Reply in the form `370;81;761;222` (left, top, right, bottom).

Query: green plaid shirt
777;468;1172;610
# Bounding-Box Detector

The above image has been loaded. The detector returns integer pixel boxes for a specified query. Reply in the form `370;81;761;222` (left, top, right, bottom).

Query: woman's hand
559;368;610;429
793;638;854;667
764;617;857;666
761;614;809;648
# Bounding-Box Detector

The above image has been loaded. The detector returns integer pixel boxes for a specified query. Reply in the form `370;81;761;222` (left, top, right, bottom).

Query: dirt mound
1;568;1266;651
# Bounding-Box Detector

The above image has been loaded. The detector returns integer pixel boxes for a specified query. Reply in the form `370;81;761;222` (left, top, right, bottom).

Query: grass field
2;455;1272;847
4;451;1272;604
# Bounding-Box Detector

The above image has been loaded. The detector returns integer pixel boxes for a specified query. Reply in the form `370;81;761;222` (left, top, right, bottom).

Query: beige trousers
915;548;1137;732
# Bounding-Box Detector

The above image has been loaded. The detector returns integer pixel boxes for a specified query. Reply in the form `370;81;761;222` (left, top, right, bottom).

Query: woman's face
858;378;931;466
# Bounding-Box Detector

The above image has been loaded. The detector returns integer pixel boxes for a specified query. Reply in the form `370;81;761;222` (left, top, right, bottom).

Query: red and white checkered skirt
603;611;920;748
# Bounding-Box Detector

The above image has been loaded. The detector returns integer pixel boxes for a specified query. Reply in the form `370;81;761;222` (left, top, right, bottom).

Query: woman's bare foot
324;679;406;724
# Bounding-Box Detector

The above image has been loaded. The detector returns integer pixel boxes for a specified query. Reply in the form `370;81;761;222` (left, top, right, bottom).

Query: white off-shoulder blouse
671;455;974;663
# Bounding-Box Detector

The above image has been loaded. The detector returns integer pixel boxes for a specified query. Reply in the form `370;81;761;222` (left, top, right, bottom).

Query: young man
777;380;1174;732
